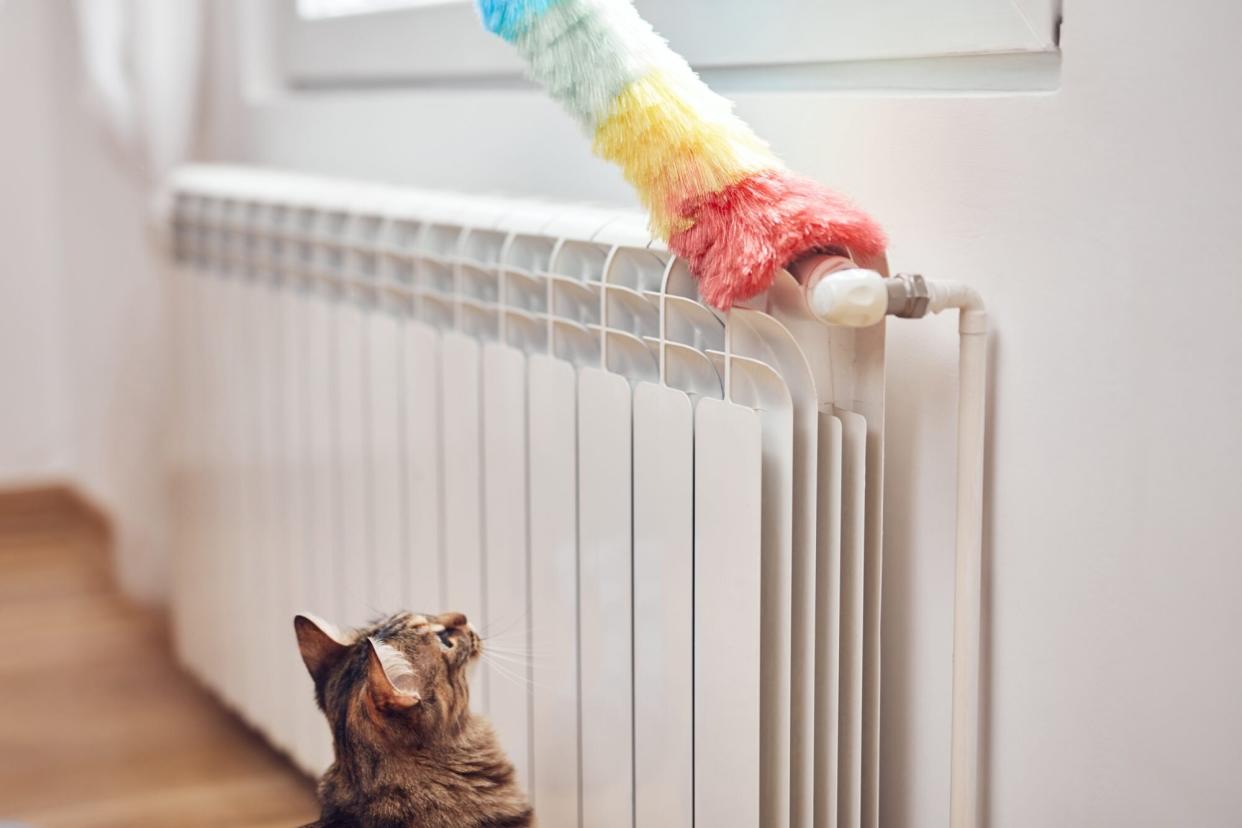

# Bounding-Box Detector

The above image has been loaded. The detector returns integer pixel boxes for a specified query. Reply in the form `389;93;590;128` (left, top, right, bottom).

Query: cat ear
294;613;350;681
366;638;421;711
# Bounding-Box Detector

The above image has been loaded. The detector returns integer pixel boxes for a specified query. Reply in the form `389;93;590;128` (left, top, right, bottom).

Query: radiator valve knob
804;264;889;327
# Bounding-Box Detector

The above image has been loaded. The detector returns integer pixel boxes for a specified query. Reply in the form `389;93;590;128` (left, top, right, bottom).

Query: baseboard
0;481;113;541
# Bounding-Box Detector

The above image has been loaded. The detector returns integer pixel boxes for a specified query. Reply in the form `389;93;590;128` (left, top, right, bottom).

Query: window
297;0;465;19
277;0;1060;90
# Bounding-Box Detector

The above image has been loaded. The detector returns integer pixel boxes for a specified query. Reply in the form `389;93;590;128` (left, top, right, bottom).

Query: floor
0;488;319;827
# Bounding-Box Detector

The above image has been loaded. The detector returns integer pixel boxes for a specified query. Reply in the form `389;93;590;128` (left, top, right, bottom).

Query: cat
294;610;533;828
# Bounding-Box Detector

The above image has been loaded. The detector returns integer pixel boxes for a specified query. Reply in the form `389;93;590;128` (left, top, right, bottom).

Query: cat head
294;610;482;746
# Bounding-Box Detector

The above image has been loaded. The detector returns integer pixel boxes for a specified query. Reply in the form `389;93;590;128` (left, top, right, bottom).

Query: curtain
73;0;205;182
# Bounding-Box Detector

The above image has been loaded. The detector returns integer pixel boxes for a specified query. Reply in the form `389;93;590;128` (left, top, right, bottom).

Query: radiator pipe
792;255;989;828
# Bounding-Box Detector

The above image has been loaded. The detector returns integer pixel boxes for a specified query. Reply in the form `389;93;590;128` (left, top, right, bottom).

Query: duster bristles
594;70;777;238
670;170;887;309
478;0;886;308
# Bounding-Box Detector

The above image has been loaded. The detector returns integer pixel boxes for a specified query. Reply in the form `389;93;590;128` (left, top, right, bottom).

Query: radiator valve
793;254;952;327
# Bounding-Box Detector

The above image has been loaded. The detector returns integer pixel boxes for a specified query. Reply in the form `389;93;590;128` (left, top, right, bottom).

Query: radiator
166;165;983;828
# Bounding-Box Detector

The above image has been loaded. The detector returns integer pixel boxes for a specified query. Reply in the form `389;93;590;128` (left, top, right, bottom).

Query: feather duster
477;0;886;308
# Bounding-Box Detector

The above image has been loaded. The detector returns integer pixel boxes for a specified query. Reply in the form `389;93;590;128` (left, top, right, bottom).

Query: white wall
0;0;172;601
2;0;1237;821
47;0;173;601
201;1;1242;824
0;0;72;482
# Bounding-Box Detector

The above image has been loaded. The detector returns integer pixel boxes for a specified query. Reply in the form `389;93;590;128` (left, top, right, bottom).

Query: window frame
276;0;1060;90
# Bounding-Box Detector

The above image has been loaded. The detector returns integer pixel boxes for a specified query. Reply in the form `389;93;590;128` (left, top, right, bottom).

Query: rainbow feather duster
478;0;886;308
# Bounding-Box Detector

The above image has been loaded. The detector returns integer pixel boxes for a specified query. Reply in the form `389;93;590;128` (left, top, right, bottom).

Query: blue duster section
476;0;565;42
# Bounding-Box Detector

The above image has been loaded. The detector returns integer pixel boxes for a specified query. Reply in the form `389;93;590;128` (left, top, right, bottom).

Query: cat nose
439;612;469;630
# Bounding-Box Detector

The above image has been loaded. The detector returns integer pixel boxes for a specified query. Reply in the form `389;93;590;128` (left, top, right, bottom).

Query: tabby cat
294;610;533;828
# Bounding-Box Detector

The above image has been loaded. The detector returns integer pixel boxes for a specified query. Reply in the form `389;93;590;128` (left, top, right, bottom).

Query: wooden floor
0;489;319;827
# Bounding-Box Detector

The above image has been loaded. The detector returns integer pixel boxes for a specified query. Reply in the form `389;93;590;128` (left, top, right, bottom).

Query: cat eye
436;629;454;649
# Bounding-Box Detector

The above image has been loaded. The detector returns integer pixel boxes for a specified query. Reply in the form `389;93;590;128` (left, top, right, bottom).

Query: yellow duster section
593;70;781;237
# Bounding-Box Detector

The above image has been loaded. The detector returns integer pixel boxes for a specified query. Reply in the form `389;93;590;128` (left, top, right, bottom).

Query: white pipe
928;280;985;316
796;259;990;828
949;301;987;828
902;283;989;828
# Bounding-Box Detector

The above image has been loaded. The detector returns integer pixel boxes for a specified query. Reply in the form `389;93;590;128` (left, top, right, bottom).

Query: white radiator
166;165;977;828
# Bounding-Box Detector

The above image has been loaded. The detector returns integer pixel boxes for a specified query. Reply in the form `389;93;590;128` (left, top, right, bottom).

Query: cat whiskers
482;653;548;676
478;635;546;661
479;612;529;642
480;647;548;668
479;652;551;691
481;642;540;657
